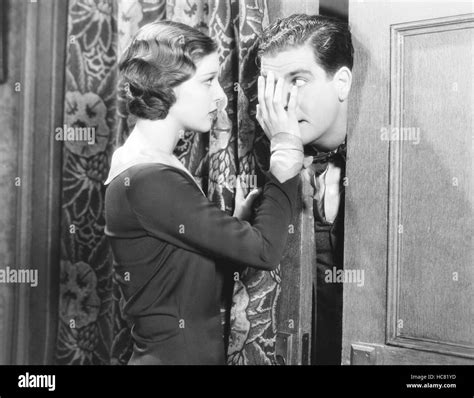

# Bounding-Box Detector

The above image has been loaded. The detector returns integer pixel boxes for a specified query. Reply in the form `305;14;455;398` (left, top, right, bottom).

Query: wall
0;0;23;365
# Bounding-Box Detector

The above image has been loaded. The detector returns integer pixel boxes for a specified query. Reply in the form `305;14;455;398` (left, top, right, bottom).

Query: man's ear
334;66;352;102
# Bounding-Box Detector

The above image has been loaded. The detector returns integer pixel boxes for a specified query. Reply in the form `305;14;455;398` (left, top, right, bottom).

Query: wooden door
343;1;473;365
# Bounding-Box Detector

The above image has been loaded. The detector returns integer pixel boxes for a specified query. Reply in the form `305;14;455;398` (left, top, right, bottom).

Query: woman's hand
233;178;262;221
256;71;301;140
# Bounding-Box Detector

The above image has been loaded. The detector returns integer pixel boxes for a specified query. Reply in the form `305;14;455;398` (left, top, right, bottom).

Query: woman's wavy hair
119;21;217;120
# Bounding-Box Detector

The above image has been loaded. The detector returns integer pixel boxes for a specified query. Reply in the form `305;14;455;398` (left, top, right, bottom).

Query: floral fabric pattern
57;0;287;365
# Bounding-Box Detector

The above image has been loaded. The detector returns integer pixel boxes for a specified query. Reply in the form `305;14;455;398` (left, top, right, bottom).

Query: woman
104;20;303;365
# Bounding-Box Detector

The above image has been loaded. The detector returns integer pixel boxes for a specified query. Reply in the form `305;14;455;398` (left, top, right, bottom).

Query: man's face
261;44;342;147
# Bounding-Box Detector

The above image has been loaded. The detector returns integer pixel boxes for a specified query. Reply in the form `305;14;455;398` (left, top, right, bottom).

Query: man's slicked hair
258;14;354;77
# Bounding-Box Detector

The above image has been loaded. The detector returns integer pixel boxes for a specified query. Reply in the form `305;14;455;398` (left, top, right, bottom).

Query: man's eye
293;78;306;87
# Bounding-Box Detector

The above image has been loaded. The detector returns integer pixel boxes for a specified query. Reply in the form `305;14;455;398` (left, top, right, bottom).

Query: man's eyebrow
285;69;313;77
260;68;313;77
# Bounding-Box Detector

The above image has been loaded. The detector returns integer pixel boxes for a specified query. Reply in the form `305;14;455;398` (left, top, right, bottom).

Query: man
256;14;354;364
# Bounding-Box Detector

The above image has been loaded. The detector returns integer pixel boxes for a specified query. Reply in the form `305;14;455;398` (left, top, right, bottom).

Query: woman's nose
212;82;226;104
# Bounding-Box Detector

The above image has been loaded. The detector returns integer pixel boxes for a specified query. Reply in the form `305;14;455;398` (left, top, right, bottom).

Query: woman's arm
125;74;304;270
125;162;300;271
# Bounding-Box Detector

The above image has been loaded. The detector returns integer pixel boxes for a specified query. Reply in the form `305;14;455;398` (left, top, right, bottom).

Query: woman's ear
334;66;352;102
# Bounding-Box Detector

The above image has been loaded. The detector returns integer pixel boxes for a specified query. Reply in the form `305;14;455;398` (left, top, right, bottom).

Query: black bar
0;365;473;396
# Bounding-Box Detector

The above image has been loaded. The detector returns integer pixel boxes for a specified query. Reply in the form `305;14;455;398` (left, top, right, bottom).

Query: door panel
344;1;473;365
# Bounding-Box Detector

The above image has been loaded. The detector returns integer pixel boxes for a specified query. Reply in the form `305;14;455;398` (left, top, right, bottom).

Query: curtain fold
56;0;277;365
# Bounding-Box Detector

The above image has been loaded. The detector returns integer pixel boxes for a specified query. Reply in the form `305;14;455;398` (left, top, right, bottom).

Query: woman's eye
204;77;215;86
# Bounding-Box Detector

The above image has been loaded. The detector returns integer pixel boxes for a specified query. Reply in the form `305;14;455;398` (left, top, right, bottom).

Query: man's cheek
297;87;318;113
300;123;323;145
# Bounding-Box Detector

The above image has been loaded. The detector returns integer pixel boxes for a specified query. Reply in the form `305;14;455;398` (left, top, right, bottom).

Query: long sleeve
125;165;300;271
270;132;304;183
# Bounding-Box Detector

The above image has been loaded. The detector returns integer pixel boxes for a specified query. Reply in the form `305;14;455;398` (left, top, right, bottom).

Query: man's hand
256;71;301;140
233;178;262;221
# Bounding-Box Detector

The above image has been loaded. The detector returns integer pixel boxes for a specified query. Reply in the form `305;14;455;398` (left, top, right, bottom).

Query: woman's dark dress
105;163;299;365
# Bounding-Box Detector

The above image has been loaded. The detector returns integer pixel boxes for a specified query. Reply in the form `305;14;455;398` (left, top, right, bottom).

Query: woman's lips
209;109;218;119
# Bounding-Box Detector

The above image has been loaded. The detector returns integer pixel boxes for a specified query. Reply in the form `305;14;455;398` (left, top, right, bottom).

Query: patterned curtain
56;0;277;365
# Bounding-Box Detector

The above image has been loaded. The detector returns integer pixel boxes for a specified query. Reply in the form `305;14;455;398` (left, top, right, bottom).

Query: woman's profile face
169;52;225;133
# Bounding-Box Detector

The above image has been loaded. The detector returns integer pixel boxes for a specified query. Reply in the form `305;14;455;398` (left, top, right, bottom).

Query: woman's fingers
256;104;262;125
256;104;271;139
264;72;277;120
233;178;262;219
272;77;285;119
234;177;244;203
257;75;271;139
258;73;300;139
257;76;268;120
287;84;298;116
286;85;300;137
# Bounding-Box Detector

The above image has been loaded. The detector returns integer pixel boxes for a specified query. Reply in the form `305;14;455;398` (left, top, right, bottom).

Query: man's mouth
209;109;218;119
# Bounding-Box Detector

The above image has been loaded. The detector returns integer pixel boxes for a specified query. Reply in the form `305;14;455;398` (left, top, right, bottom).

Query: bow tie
303;142;347;176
